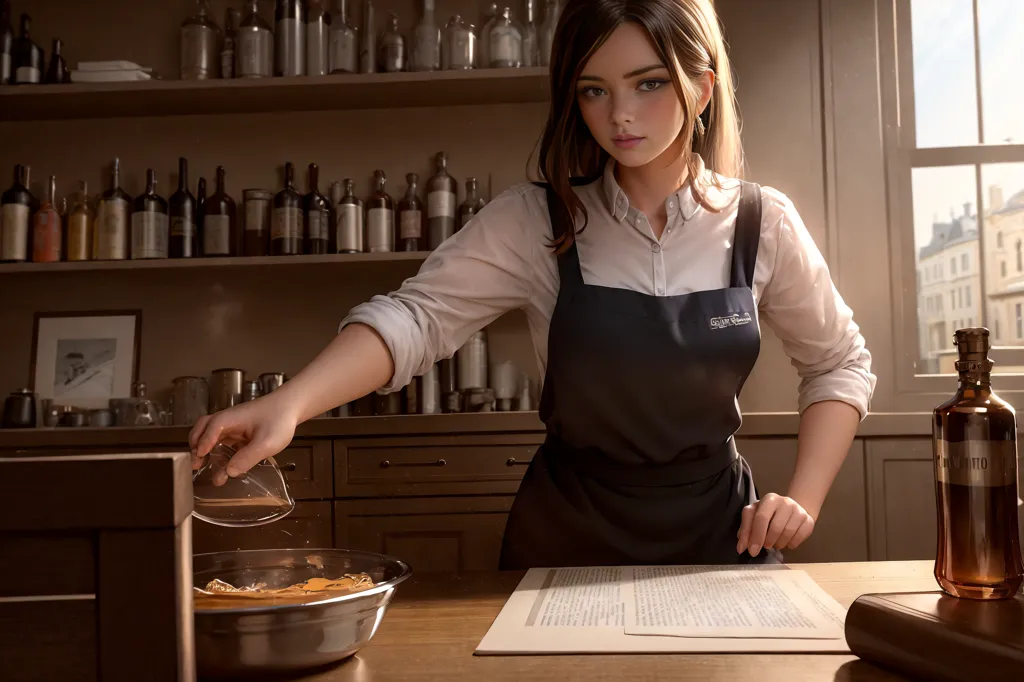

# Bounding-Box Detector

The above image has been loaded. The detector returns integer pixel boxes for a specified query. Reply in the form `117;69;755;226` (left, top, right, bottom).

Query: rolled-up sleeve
757;190;877;418
339;185;537;392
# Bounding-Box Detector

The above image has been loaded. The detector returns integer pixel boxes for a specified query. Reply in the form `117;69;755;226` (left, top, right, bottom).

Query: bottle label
428;190;455;219
15;65;40;84
245;200;267;233
337;203;362;251
367;207;394;252
490;26;518;65
400;209;422;240
330;31;358;72
96;198;129;259
308;209;329;241
67;213;91;261
272;206;302;240
0;203;30;260
131;211;169;259
203;214;232;255
171;216;195;238
935;439;1018;487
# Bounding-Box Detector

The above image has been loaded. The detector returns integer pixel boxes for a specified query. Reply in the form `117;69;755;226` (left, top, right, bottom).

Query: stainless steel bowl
193;548;412;680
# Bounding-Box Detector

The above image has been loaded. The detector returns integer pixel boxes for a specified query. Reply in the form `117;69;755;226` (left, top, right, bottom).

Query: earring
694;116;706;137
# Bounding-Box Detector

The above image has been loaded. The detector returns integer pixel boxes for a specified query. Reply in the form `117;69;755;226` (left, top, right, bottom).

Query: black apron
498;180;783;569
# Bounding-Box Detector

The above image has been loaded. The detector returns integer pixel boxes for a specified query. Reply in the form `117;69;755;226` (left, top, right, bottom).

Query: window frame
880;0;1024;404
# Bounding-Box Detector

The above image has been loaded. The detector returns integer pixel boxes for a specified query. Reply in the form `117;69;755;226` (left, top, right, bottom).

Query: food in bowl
193;570;376;610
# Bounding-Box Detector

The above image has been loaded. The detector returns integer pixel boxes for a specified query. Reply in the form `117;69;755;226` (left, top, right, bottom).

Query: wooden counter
297;560;936;681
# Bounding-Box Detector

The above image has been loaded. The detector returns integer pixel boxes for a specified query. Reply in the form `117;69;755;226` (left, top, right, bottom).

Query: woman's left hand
736;493;816;557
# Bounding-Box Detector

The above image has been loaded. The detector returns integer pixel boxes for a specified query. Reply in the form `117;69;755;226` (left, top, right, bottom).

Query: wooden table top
298;560;936;682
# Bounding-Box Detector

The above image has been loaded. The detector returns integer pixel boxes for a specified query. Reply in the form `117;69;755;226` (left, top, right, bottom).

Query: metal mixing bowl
193;548;412;680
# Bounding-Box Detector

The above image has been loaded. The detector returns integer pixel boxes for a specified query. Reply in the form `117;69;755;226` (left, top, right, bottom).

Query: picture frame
29;310;142;410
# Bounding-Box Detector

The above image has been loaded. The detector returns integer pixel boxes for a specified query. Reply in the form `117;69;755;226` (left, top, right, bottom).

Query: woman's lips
613;135;644;149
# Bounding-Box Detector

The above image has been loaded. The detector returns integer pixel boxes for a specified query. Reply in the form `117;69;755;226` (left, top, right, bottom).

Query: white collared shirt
341;156;877;417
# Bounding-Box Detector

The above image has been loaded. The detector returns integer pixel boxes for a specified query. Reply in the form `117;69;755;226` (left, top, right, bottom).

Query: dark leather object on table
845;590;1024;682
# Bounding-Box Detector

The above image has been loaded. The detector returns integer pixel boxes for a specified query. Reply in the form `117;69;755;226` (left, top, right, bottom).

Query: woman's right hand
188;395;300;477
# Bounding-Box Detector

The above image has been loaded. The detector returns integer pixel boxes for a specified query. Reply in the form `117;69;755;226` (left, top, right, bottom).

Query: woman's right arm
188;185;540;476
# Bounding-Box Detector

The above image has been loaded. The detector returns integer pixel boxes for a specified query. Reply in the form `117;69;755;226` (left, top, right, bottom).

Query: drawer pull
506;458;530;467
279;462;298;472
379;459;447;469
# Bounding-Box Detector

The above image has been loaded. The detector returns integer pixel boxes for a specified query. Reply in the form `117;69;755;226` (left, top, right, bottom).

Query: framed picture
30;311;142;410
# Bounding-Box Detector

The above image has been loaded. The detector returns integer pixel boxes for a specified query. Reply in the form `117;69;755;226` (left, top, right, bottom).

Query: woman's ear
699;69;716;114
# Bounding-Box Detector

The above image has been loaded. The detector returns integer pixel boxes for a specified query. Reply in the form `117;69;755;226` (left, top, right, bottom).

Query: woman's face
575;22;700;169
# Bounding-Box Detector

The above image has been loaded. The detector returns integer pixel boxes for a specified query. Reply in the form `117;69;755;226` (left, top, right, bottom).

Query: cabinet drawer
335;496;514;574
191;501;333;554
335;434;543;497
275;440;333;500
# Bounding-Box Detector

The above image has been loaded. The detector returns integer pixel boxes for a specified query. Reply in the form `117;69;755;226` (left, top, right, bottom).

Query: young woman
190;0;876;569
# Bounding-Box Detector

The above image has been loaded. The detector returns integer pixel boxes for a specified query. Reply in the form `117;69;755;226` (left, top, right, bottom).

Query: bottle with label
366;170;394;253
272;162;303;255
0;164;31;262
94;158;131;261
478;2;498;68
66;180;94;262
457;177;486;230
306;0;330;76
335;178;364;253
203;166;236;257
243;189;272;256
427;152;457;250
180;0;220;80
31;176;61;263
275;0;306;77
131;169;169;260
397;173;423;252
238;0;273;78
12;13;42;84
1;1;12;85
304;163;330;254
442;14;476;70
521;0;539;67
358;0;375;73
487;7;522;68
932;327;1024;600
169;157;198;258
377;12;405;72
45;38;69;84
221;7;240;78
329;0;357;73
410;0;440;71
539;0;561;67
196;176;207;252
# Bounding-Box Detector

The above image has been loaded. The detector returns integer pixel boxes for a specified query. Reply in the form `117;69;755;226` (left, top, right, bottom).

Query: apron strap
730;181;762;290
539;182;585;289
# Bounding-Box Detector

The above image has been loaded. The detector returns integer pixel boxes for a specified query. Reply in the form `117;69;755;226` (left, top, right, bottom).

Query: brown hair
536;0;744;253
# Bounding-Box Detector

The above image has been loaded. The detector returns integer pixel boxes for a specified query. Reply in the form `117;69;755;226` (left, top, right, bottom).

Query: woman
190;0;876;569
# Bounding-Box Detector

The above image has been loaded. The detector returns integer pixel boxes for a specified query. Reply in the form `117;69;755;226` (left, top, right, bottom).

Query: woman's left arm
736;189;877;558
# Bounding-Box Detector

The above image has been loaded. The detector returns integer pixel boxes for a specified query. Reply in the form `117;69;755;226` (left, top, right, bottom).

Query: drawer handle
279;462;298;472
379;459;446;468
506;458;530;467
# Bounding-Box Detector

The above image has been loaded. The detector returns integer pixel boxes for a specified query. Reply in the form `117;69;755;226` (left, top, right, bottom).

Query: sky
910;0;1024;252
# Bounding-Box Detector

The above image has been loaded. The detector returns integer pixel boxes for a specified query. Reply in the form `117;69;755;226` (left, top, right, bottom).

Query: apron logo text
710;313;752;329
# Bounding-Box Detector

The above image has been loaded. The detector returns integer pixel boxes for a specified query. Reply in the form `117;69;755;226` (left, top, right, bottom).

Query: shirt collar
601;153;708;224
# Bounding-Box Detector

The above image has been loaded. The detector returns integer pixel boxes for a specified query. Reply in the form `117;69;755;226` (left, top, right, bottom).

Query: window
898;0;1024;377
995;316;1001;340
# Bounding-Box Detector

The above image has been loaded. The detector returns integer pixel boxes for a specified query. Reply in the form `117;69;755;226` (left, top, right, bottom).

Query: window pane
982;162;1024;371
913;166;980;373
978;0;1024;144
910;0;979;147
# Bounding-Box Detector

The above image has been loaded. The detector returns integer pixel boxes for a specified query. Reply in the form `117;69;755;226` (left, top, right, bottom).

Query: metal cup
210;369;245;413
171;376;210;426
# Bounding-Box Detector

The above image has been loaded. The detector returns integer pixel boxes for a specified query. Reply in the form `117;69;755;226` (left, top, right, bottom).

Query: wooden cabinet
192;501;333;555
335;497;514;574
275;440;333;499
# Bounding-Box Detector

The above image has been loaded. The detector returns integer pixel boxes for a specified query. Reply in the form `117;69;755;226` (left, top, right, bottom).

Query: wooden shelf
0;251;429;275
0;67;550;121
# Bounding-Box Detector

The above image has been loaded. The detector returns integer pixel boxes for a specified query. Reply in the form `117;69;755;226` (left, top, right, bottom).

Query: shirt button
652;243;662;253
668;201;675;208
657;287;665;295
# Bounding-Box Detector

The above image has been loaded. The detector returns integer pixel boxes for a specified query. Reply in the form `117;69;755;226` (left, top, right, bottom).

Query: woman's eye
578;86;606;98
638;79;668;92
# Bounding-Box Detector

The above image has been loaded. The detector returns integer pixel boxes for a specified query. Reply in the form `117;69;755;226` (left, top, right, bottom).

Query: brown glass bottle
196;176;207;252
932;327;1024;600
366;169;394;253
398;172;424;251
203;166;237;257
169;157;198;258
31;175;61;262
131;169;169;259
94;158;131;261
272;162;303;256
1;164;32;262
457;176;486;231
303;163;330;254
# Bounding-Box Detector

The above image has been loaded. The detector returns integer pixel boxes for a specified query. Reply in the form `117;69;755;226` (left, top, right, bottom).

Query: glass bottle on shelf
521;0;539;67
358;0;375;73
272;162;303;256
329;0;358;73
427;151;457;250
1;0;12;85
377;12;405;72
539;0;561;67
45;38;69;83
366;170;394;253
94;158;131;261
131;169;169;260
478;2;498;69
487;7;522;68
12;13;42;84
66;180;94;262
304;163;330;254
397;173;424;252
275;0;306;77
169;157;198;258
0;164;31;262
196;176;207;252
180;0;220;80
221;7;240;78
238;0;273;78
410;0;440;72
203;166;236;257
243;189;273;256
306;0;331;76
442;15;476;70
458;177;486;230
335;178;363;253
31;176;61;263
